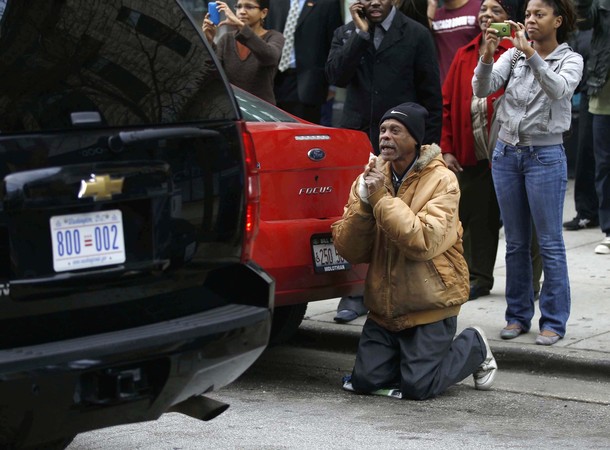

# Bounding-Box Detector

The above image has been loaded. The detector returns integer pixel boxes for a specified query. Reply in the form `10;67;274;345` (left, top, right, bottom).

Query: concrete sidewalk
301;180;610;379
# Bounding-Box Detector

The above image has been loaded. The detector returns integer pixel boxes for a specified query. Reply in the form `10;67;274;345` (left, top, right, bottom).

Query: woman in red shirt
441;0;523;301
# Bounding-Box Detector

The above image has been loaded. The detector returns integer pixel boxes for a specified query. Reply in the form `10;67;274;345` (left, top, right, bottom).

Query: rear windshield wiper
108;127;219;152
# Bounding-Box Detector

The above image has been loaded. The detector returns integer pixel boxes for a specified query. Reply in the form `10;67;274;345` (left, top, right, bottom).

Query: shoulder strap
503;49;522;89
511;49;522;69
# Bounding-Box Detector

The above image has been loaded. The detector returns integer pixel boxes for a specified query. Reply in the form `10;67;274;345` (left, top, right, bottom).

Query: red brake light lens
240;122;260;262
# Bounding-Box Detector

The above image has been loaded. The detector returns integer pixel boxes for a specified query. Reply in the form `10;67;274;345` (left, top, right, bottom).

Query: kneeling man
332;102;497;399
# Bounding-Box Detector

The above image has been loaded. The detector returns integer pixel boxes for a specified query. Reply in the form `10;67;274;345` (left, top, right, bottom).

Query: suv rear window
0;0;238;134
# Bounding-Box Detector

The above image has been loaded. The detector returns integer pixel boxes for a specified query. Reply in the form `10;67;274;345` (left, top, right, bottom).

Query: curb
296;320;610;381
491;342;610;381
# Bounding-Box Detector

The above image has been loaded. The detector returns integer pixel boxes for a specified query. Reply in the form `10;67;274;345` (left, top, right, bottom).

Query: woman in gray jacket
472;0;583;345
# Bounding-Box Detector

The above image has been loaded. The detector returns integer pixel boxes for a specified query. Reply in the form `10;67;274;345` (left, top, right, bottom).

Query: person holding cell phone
472;0;583;345
326;0;442;324
202;0;284;104
441;0;525;304
326;0;442;154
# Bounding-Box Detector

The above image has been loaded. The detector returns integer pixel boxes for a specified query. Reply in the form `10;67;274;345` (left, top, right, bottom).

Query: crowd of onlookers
201;0;607;319
198;0;610;322
195;0;608;400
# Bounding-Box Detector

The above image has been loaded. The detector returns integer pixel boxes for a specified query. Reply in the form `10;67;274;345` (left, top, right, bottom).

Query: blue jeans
491;142;571;336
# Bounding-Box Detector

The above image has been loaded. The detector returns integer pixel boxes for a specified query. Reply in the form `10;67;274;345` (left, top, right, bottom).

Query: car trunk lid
247;123;371;221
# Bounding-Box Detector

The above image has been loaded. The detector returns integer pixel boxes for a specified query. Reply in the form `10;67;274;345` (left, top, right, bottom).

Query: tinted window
179;0;209;23
233;87;299;123
0;0;238;134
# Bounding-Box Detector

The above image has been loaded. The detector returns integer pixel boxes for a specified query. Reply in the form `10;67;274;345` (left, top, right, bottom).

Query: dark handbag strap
503;49;522;90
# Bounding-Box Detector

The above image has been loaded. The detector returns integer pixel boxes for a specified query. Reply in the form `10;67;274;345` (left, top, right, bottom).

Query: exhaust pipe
168;395;230;421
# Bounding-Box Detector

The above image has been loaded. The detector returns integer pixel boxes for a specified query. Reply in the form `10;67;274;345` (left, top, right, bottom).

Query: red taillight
240;122;260;262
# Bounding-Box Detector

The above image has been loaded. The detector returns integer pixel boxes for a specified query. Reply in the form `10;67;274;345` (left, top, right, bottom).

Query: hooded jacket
331;144;470;332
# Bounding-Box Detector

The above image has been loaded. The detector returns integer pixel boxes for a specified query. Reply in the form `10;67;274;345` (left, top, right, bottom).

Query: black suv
0;1;273;448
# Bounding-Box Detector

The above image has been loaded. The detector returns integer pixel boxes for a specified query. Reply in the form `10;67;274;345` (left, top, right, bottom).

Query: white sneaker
342;375;355;392
470;326;498;391
594;237;610;255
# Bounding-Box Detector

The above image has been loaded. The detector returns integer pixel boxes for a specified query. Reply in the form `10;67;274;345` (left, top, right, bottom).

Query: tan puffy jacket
331;144;469;332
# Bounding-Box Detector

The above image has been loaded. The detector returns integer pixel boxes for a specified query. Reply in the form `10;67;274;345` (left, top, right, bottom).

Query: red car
235;87;370;342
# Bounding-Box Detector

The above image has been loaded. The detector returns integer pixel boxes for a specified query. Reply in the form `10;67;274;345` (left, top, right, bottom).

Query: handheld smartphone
208;1;220;25
356;0;366;18
489;22;511;37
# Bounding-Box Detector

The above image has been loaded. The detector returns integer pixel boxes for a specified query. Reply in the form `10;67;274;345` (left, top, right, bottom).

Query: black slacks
351;317;485;400
574;95;599;221
458;161;501;291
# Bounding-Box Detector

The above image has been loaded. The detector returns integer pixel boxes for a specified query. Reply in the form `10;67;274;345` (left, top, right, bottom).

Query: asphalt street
69;344;610;449
68;179;610;449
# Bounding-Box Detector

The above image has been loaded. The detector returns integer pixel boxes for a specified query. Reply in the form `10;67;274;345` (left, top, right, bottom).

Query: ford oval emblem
307;148;326;161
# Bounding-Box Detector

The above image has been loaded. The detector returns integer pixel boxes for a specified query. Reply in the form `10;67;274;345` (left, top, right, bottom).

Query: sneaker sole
470;326;498;390
474;367;497;391
595;245;610;255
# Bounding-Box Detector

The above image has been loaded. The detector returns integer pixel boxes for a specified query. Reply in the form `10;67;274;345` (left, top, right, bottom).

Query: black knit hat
379;102;428;145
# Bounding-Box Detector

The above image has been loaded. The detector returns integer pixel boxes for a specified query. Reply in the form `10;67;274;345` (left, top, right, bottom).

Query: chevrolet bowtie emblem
78;174;124;201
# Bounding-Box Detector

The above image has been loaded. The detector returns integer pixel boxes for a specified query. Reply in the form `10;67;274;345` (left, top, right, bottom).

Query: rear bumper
0;287;272;447
270;265;366;306
0;303;269;374
255;218;366;306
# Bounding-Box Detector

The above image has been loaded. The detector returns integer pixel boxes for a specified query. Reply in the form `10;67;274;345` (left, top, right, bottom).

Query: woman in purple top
202;0;284;104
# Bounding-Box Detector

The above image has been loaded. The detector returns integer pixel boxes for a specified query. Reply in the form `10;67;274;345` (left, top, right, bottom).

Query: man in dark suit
326;0;441;153
326;0;442;322
266;0;342;124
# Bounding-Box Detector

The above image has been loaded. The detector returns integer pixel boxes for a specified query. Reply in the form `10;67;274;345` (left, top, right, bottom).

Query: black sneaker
563;216;598;231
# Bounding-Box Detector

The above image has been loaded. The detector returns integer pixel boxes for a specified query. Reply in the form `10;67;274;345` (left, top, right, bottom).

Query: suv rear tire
270;303;307;344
